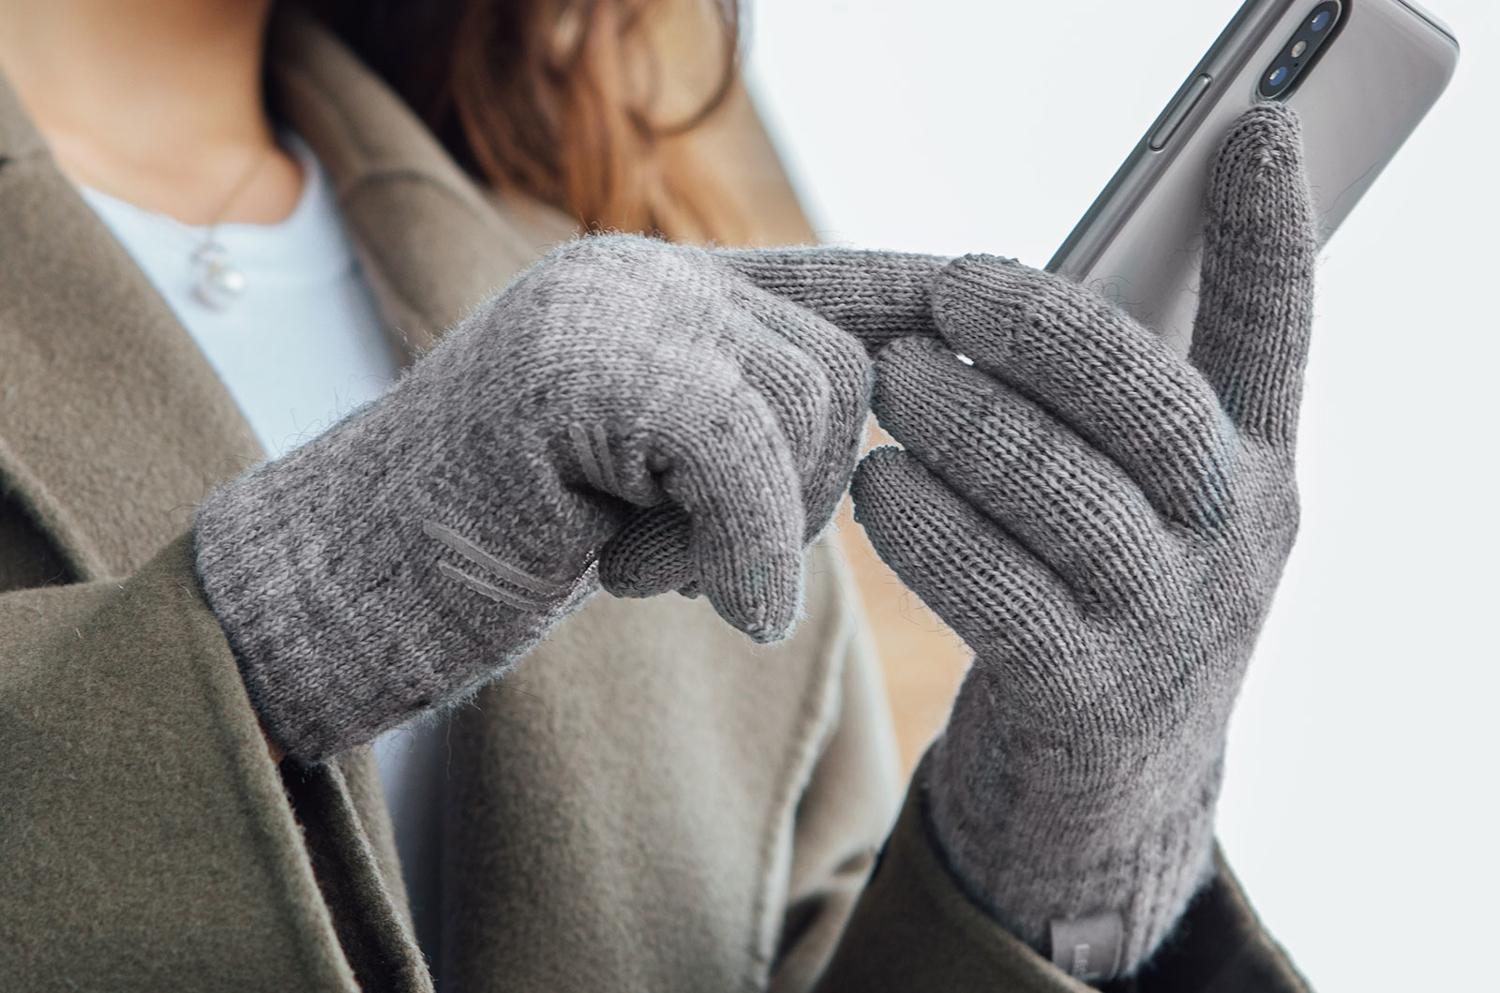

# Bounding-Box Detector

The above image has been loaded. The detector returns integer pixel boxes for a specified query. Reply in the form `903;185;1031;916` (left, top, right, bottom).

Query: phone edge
1047;0;1460;278
1045;0;1294;276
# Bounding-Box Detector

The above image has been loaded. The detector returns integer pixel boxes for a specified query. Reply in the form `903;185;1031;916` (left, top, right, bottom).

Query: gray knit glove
193;234;942;763
849;106;1316;979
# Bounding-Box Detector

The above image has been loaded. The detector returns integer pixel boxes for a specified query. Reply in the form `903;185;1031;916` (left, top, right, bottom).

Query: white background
746;1;1499;989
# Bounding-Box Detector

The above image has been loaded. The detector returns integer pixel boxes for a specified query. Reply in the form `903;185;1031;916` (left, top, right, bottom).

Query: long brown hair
297;0;745;242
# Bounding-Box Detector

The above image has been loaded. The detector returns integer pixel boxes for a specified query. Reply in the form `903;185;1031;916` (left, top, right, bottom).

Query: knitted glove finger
716;247;946;355
597;504;695;597
707;317;836;491
1190;104;1317;447
606;245;938;602
596;311;837;599
734;282;875;534
872;337;1173;611
849;446;1083;656
640;382;807;643
931;257;1234;530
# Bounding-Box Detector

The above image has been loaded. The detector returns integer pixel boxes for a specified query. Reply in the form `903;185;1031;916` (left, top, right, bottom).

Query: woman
0;0;1316;990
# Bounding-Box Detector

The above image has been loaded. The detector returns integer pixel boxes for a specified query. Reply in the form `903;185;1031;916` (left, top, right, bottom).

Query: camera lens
1311;10;1332;31
1268;65;1290;89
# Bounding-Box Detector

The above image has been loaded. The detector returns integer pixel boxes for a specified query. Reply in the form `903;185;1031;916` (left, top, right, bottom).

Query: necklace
66;142;275;311
189;144;273;310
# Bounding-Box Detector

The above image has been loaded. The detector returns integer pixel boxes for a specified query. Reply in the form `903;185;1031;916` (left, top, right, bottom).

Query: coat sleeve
803;740;1316;992
0;525;366;991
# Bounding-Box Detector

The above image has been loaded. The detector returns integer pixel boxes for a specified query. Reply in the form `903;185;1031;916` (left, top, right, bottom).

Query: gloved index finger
1188;104;1318;448
716;246;947;355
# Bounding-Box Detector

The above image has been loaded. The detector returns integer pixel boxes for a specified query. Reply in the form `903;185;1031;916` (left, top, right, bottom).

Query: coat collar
0;6;575;580
265;6;579;352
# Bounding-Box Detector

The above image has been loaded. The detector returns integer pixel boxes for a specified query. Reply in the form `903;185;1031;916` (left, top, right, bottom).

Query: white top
76;135;397;454
77;133;448;966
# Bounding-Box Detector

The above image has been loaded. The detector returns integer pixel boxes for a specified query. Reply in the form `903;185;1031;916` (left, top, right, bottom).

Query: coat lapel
267;6;579;358
0;75;264;580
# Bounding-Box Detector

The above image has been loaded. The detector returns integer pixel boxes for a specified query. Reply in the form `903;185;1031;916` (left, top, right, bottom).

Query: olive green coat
0;8;1311;991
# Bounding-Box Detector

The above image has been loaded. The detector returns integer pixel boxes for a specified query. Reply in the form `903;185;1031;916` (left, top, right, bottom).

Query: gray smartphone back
1047;0;1459;354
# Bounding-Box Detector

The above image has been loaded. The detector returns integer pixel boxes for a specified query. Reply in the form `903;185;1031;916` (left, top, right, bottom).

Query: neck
0;0;302;225
0;0;276;155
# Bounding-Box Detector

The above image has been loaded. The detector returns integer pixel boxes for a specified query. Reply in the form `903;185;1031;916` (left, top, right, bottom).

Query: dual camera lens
1259;2;1342;99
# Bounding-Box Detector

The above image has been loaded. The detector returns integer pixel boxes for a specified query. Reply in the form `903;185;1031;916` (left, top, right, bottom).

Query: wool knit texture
849;106;1317;978
192;234;943;763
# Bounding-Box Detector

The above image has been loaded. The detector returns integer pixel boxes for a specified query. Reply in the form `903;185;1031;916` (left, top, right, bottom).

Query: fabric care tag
1050;913;1125;981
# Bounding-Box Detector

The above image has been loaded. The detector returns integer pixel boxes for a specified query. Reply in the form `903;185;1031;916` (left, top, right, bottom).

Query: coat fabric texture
0;7;1312;991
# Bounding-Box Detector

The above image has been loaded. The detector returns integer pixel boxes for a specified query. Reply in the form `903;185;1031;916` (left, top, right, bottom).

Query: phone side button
1150;74;1213;151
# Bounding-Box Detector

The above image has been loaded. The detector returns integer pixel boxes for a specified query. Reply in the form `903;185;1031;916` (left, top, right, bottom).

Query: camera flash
1291;40;1308;58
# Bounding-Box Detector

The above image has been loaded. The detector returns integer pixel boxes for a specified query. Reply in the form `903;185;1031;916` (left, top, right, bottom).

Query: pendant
191;242;246;310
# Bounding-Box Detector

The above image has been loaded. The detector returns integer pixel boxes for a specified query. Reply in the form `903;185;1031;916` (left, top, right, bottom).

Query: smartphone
1047;0;1459;354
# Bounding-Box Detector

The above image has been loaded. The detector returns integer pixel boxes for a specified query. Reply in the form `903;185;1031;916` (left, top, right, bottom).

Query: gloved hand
193;234;942;763
849;106;1316;979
